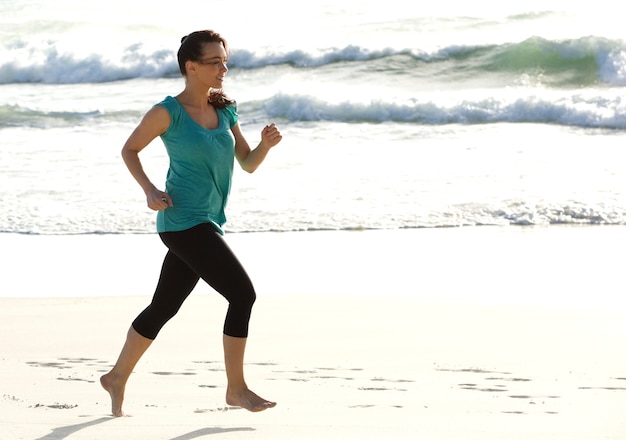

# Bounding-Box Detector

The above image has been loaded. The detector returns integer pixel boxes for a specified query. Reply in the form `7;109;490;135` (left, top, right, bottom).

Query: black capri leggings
132;223;256;339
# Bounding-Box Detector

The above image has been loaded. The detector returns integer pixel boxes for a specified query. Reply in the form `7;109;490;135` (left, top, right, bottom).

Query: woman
100;30;281;416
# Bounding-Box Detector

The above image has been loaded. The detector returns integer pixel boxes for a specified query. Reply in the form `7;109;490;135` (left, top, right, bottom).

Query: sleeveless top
155;96;238;235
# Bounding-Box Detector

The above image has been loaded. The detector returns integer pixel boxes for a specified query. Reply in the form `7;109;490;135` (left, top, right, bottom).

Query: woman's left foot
226;387;276;412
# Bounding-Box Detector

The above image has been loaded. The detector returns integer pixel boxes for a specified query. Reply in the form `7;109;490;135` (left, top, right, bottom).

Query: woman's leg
101;249;200;416
159;224;256;338
161;224;275;411
223;334;276;411
100;327;152;416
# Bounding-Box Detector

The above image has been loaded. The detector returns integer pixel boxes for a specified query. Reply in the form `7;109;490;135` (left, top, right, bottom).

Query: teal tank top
155;96;238;235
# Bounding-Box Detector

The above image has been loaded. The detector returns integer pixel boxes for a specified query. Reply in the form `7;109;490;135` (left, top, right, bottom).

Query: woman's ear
185;60;198;76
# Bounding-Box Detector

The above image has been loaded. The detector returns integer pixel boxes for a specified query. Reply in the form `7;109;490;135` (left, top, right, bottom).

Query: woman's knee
132;304;180;339
225;282;256;311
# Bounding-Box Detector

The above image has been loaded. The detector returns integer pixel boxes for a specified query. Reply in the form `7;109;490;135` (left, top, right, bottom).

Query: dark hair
178;30;234;109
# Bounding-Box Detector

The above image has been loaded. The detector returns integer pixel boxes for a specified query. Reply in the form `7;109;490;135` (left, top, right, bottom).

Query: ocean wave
4;91;625;130
451;202;626;227
0;42;398;84
229;202;626;231
438;36;626;87
2;36;624;86
262;92;626;130
0;104;139;129
0;42;180;84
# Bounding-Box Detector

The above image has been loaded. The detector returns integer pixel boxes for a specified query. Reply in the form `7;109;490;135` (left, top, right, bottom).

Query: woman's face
192;42;229;88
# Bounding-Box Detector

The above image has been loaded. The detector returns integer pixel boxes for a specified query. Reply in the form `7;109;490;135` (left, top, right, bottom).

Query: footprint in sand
194;406;241;413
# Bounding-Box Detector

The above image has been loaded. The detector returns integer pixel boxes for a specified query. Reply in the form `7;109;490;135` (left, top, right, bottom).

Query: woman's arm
233;122;282;173
121;105;172;211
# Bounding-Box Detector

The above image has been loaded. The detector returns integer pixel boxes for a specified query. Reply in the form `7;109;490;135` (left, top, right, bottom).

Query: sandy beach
1;226;626;439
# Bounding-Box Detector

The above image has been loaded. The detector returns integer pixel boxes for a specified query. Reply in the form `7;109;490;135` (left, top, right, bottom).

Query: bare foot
226;387;276;412
100;373;125;417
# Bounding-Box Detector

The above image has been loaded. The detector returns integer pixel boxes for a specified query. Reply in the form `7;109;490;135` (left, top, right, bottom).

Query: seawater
1;0;626;234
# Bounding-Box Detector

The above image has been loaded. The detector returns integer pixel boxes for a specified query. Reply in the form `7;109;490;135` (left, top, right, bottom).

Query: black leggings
132;223;256;339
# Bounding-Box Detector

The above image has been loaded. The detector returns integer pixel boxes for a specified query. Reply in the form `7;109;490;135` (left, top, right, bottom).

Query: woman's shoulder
154;96;180;112
144;97;176;135
218;102;239;127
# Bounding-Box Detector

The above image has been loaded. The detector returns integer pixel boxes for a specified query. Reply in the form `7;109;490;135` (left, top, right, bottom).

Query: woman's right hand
146;187;173;211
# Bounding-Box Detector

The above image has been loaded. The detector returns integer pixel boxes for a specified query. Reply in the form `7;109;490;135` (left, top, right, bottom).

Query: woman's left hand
261;123;282;149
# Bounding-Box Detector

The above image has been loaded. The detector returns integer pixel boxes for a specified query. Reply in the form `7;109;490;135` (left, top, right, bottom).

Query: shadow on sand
34;417;112;440
170;427;256;439
33;416;254;440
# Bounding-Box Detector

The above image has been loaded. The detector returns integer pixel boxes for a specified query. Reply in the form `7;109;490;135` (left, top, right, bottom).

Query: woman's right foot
100;373;126;417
